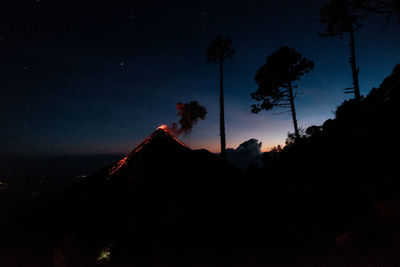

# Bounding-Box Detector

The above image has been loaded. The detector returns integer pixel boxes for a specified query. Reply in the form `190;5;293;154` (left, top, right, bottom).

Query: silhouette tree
319;0;367;101
207;35;235;160
251;46;314;140
357;0;400;29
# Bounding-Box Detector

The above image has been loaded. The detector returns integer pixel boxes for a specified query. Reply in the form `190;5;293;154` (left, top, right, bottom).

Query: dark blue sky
1;0;399;155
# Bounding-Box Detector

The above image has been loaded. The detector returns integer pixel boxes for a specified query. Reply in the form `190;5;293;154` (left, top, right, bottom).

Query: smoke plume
171;101;207;136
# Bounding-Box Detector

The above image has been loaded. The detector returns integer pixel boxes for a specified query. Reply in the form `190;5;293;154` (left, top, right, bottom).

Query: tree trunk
349;26;361;101
288;81;300;139
219;62;226;160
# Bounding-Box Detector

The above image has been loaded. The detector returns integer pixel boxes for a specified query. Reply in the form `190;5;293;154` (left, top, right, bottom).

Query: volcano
2;127;244;265
107;126;190;177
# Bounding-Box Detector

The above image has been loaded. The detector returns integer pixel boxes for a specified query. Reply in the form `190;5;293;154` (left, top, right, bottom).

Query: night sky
1;0;399;156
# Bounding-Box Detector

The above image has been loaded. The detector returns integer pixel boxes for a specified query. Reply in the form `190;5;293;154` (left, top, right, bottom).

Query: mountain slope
1;127;244;265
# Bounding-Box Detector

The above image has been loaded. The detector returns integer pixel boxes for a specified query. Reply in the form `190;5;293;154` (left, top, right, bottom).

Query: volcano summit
1;127;244;265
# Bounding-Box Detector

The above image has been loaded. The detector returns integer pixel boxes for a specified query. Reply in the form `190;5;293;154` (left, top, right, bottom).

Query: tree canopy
319;0;367;37
251;46;314;113
357;0;400;29
206;35;235;64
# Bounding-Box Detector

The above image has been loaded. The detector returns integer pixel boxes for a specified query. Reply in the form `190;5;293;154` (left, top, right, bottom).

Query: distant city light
97;247;111;261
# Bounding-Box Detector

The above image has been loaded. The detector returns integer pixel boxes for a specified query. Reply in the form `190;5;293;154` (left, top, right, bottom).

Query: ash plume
171;101;207;136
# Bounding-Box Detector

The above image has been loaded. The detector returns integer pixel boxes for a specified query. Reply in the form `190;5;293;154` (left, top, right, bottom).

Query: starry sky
0;0;399;156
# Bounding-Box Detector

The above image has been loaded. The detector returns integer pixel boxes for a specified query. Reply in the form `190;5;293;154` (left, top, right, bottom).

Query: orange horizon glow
186;142;285;154
107;124;286;156
109;139;285;156
157;124;286;154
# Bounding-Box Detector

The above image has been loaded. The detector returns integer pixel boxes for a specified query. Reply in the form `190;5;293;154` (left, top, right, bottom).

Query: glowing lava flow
157;124;169;131
157;124;186;147
172;135;186;147
107;125;186;176
108;155;128;175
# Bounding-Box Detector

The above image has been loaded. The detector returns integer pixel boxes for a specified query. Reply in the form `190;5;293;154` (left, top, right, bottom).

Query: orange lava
172;136;185;147
157;124;169;131
108;155;128;175
156;124;186;146
108;125;187;176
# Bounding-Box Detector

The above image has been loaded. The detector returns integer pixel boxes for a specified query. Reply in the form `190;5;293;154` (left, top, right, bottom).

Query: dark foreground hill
2;66;400;266
1;127;247;266
257;64;400;265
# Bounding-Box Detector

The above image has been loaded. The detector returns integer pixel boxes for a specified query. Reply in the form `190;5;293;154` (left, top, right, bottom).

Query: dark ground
1;65;400;266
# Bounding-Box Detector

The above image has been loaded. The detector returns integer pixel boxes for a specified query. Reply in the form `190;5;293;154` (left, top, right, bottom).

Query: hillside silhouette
266;63;399;199
1;65;400;266
259;63;400;253
1;127;246;266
